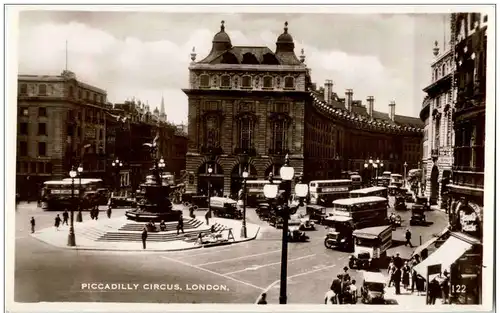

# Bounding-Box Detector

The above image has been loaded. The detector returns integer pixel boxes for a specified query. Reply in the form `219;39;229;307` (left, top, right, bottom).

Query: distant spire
160;95;165;115
221;20;225;32
284;21;288;33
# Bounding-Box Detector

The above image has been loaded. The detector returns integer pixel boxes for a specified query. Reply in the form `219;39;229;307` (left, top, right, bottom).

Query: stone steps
97;223;225;242
118;218;203;232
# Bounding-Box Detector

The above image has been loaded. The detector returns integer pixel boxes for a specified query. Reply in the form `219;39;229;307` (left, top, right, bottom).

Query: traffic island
30;215;260;252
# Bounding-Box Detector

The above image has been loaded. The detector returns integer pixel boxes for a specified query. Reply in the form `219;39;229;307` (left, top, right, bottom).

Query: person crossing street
62;210;69;226
30;217;36;233
405;229;413;247
177;214;184;235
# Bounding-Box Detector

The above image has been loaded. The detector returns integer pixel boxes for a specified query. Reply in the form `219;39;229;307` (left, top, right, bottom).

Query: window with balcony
19;141;28;156
200;75;210;88
284;76;295;89
204;115;220;148
19;122;28;135
38;123;47;136
263;76;273;89
38;107;47;117
238;116;254;151
271;120;287;152
242;76;252;89
19;84;27;95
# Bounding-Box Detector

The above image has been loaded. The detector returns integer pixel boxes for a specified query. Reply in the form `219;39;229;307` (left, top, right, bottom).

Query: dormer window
200;74;210;88
284;76;295;89
220;75;231;88
263;76;273;89
242;75;252;89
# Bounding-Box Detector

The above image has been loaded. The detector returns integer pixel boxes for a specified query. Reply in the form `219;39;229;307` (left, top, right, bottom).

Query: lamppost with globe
76;164;83;223
240;168;249;238
111;158;123;193
207;165;213;216
157;157;166;184
404;161;408;187
374;158;384;182
68;167;77;247
364;157;374;186
263;155;308;304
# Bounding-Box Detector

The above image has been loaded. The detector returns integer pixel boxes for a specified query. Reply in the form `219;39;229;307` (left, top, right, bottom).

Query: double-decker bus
332;196;389;229
308;179;352;205
41;178;103;211
245;179;282;207
350;186;388;199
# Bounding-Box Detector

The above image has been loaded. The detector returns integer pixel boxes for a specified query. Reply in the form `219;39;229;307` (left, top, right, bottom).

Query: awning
413;236;472;278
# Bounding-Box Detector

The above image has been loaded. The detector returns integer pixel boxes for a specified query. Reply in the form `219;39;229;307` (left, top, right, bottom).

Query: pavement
30;214;260;252
13;198;449;305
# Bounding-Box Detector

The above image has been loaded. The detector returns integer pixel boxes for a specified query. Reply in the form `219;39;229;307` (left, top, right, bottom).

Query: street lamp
76;164;83;222
207;165;213;216
404;162;408;187
264;154;295;304
240;168;249;238
68;168;77;247
111;158;123;193
158;157;166;185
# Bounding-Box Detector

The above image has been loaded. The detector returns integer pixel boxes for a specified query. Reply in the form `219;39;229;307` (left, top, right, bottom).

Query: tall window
272;120;287;151
19;122;28;135
434;116;441;149
205;115;219;148
20;84;27;95
38;123;47;136
263;76;273;88
38;142;47;156
284;77;295;89
242;76;252;88
220;75;231;88
38;107;47;117
200;75;210;88
238;117;254;150
19;141;28;156
38;84;47;96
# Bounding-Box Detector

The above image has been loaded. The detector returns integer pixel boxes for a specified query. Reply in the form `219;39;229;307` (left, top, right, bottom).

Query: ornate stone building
420;42;456;205
183;21;423;196
17;70;108;200
447;12;487;305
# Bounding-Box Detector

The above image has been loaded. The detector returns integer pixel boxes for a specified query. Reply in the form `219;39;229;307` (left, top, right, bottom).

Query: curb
30;226;261;253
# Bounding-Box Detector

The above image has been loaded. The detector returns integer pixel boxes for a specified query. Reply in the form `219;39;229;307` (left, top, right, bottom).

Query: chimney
324;80;333;104
389;100;396;121
345;89;353;112
367;96;374;118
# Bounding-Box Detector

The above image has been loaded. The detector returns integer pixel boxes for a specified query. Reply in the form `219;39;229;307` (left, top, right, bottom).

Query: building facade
184;21;424;197
17;70;108;200
420;42;456;205
447;12;487;305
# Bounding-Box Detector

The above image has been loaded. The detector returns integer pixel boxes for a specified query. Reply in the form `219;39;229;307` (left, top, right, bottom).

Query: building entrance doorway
230;163;257;198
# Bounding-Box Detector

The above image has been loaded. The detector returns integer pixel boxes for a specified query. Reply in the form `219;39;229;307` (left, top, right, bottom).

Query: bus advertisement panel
308;179;352;205
41;179;103;211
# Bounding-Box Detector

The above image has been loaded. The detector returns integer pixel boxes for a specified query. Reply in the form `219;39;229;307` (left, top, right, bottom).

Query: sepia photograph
6;4;495;312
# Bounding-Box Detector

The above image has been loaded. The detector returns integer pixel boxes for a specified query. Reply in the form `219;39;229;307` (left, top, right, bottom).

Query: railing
200;146;224;155
233;147;257;156
268;148;290;156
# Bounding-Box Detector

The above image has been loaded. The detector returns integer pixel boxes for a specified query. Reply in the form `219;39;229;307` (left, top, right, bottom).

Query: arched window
262;53;280;65
284;76;295;89
204;115;220;148
242;75;252;89
434;68;439;80
434;115;441;149
263;76;273;89
38;84;47;96
220;75;231;88
221;52;239;64
238;116;255;150
200;74;210;88
271;120;287;152
242;53;259;64
69;86;74;98
442;64;446;76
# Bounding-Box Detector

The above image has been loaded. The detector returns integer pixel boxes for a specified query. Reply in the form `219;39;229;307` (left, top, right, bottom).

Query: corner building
184;22;423;196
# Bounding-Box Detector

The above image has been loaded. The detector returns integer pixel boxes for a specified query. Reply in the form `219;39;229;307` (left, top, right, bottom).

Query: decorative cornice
308;89;423;135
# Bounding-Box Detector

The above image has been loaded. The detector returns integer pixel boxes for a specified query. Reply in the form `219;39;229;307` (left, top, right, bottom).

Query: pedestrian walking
402;262;411;290
394;253;403;269
441;270;450;304
347;280;357;304
205;210;211;225
189;206;195;219
387;258;395;287
106;207;112;219
141;227;148;249
62;210;69;226
428;277;440;304
54;214;61;230
330;274;342;304
341;266;351;282
257;293;267;304
393;267;402;295
405;229;413;247
177;214;184;235
94;206;99;220
30;217;36;233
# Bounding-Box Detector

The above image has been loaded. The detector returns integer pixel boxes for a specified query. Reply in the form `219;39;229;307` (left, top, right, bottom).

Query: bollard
420;236;422;246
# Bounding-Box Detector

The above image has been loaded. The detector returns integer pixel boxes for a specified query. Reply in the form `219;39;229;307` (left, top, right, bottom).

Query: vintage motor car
291;210;316;231
415;195;431;210
405;191;415;203
288;224;310;242
394;196;407;211
349;224;392;270
410;205;427;225
256;203;272;221
306;204;329;224
210;197;242;219
388;213;402;228
324;215;355;251
361;271;387;304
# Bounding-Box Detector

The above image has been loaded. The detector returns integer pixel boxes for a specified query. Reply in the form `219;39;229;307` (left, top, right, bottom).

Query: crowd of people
324;267;357;304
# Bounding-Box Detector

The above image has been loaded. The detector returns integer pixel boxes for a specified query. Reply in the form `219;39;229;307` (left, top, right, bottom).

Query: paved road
13;199;448;304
